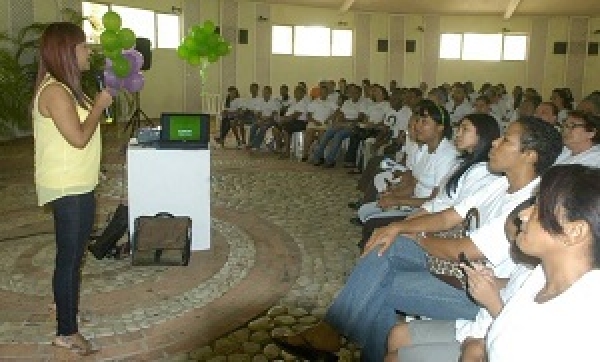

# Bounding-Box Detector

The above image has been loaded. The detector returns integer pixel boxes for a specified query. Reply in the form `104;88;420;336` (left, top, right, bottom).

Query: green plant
0;8;103;138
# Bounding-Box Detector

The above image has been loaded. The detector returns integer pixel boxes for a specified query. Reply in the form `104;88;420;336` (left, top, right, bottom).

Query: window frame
270;24;353;57
439;32;529;62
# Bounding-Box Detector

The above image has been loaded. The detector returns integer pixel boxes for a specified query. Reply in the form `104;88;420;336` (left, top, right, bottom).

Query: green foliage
0;8;102;139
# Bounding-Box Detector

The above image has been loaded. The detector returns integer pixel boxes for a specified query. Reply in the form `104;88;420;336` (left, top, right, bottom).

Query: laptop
158;112;210;149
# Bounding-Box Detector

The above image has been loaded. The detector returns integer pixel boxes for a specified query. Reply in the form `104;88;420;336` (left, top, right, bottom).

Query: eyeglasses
561;123;586;130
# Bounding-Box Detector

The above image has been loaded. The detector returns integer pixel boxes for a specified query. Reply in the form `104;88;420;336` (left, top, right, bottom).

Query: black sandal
272;334;338;361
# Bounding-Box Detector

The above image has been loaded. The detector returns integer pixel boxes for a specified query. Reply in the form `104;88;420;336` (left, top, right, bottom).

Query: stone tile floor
0;129;363;361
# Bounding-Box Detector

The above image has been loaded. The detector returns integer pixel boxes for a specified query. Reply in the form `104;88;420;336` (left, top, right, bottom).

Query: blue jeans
51;191;95;336
325;236;479;362
249;121;276;149
311;128;352;164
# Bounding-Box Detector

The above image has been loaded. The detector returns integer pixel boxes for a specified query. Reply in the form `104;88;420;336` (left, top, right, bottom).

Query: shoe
343;163;356;168
313;158;325;166
272;322;340;361
52;333;98;356
349;217;363;226
347;169;362;175
323;162;336;168
301;157;308;162
347;201;362;210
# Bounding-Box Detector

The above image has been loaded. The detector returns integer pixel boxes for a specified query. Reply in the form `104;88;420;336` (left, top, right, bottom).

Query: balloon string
199;58;209;94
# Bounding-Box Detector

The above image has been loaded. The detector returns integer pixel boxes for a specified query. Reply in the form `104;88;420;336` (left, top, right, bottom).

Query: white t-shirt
339;99;362;121
359;97;373;113
275;96;292;111
327;92;340;105
242;96;263;112
383;106;412;138
554;145;600;167
364;101;391;124
411;138;459;198
453;177;540;278
225;97;244;112
403;138;424;170
421;162;500;213
307;99;337;124
454;263;534;343
284;98;309;121
257;98;281;118
486;267;600;361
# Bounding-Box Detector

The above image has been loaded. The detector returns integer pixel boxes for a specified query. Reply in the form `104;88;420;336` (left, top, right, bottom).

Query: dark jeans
218;116;233;140
51;191;95;336
344;127;380;165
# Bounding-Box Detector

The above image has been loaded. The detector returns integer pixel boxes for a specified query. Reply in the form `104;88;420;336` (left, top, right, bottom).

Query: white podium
127;143;211;250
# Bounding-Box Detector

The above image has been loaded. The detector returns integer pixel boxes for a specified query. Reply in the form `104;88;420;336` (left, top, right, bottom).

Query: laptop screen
160;113;210;147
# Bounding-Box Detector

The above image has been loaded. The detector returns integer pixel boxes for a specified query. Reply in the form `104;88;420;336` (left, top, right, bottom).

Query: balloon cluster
177;20;232;68
99;11;145;93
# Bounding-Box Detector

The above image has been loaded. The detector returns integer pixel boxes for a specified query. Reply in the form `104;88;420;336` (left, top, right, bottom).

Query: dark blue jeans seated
51;190;95;336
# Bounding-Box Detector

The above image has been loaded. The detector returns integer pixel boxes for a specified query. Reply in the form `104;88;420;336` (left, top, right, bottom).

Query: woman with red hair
33;22;113;355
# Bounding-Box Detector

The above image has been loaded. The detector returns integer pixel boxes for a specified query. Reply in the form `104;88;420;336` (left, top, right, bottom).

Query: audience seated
231;83;261;146
446;84;474;125
247;85;281;151
551;87;574;124
384;197;536;362
555;110;600;167
354;99;457;224
276;85;309;158
302;82;339;161
310;84;362;167
357;113;501;250
272;117;562;362
214;86;243;148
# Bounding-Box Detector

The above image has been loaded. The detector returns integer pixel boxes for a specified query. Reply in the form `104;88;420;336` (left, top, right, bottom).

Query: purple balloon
122;71;145;93
103;69;122;94
123;49;144;72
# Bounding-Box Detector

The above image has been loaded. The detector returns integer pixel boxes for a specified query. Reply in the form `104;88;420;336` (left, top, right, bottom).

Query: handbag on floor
426;208;485;289
131;212;192;266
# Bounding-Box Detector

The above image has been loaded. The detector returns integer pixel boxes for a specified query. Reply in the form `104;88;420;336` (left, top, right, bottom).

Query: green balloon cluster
177;20;232;66
100;11;137;78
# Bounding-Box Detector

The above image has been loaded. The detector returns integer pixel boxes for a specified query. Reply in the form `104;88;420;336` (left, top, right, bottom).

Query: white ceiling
250;0;600;17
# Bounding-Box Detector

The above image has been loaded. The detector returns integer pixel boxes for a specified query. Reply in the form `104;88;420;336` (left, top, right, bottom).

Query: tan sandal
52;333;98;356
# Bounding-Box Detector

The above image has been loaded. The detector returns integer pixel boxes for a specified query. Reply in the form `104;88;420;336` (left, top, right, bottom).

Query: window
462;33;503;61
439;33;462;59
271;25;353;57
439;33;528;61
331;29;353;56
156;13;181;49
272;25;293;54
82;2;181;49
502;35;527;60
294;26;331;56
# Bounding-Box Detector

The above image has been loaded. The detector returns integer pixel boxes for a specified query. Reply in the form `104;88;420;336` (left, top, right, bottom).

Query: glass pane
503;35;527;60
112;5;156;48
157;13;180;49
439;33;462;59
462;33;502;61
294;26;330;56
82;2;108;44
272;25;293;54
332;29;352;56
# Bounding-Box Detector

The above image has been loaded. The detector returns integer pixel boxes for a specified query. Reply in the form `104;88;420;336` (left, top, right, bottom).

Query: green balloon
203;20;216;34
216;42;229;56
191;25;204;39
100;30;120;52
118;28;136;49
102;11;122;32
112;55;131;78
177;45;189;60
188;55;202;66
207;53;219;63
104;48;121;60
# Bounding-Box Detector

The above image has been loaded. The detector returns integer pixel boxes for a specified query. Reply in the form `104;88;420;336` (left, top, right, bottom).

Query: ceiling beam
504;0;523;19
339;0;355;13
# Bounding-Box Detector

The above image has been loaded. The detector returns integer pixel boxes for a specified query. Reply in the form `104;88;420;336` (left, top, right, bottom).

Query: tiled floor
0;128;362;361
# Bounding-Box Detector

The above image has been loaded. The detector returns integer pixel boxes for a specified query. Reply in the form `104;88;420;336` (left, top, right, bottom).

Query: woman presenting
33;22;113;355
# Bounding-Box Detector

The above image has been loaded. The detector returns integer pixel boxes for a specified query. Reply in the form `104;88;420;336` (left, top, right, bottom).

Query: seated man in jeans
273;117;563;362
247;85;281;151
301;82;338;161
311;83;363;167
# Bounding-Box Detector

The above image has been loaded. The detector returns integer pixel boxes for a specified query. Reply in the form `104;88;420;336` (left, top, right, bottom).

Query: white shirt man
339;99;363;121
284;97;309;121
363;101;391;125
307;99;337;127
383;106;412;138
257;97;281;119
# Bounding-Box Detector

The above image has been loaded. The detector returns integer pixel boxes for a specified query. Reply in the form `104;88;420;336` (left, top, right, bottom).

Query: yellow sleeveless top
33;75;101;206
